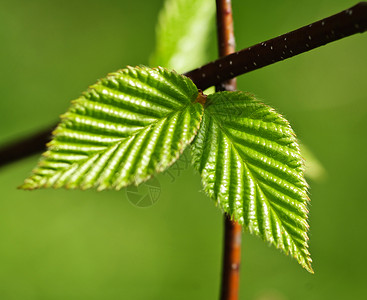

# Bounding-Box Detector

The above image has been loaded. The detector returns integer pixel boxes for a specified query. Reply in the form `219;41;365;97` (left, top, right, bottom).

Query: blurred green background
0;0;366;299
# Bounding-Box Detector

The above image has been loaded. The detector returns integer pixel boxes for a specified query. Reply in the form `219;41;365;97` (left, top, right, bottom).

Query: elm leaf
21;66;203;190
191;91;312;272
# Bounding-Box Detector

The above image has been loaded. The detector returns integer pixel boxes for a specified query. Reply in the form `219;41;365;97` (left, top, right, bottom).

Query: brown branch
216;0;237;92
185;2;367;90
221;215;242;300
215;1;242;300
0;2;366;169
0;124;56;168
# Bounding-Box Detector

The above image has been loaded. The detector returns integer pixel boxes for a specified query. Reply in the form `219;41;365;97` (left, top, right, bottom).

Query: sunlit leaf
21;66;203;190
191;91;312;272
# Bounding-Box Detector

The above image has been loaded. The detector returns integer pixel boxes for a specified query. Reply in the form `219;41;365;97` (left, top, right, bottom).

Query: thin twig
185;2;367;90
0;2;366;168
215;1;242;300
221;215;242;300
0;124;56;168
216;0;237;91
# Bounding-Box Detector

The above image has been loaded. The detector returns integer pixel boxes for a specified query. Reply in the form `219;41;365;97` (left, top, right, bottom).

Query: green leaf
301;143;326;182
21;66;203;191
150;0;215;73
191;91;313;273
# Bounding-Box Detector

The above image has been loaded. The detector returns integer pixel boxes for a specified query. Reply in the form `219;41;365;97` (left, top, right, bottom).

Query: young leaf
150;0;215;73
21;66;203;191
191;91;312;272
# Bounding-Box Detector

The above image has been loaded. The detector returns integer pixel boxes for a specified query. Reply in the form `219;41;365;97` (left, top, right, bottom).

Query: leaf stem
215;1;242;300
185;2;367;90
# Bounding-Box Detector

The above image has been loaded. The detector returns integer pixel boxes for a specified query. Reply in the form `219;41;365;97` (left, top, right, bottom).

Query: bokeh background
0;0;366;299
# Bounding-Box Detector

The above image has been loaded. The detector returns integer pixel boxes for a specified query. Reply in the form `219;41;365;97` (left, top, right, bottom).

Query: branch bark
0;2;366;168
215;1;242;300
0;124;56;168
185;2;367;90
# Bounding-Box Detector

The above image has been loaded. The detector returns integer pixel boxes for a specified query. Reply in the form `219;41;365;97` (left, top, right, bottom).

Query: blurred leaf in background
300;143;326;182
150;0;215;73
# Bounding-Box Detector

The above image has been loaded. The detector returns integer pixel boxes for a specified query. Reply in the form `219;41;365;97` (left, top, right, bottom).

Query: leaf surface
191;91;312;272
21;66;203;190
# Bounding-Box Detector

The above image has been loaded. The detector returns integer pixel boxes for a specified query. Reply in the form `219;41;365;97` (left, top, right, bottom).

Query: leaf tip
18;179;38;191
304;261;314;274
